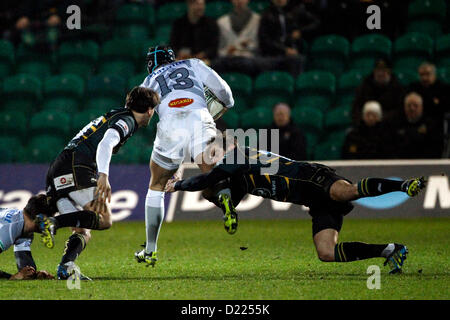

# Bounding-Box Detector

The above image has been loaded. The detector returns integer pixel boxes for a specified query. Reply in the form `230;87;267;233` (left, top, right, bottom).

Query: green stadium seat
157;2;187;27
438;67;450;84
407;0;446;37
2;74;41;113
233;95;249;110
254;95;289;110
206;1;232;19
222;109;240;129
71;108;106;133
85;74;127;110
114;133;152;164
0;137;23;163
42;74;84;113
114;25;150;40
436;34;450;68
0;111;27;140
58;41;99;77
0;40;14;78
240;107;272;129
15;45;52;79
128;73;147;90
394;32;433;70
303;132;319;159
394;68;419;86
255;71;294;96
336;69;367;106
153;25;172;46
313;131;347;160
249;0;269;13
29;110;72;138
99;39;141;78
324;105;352;131
116;2;155;26
291;106;323;134
295;71;336;111
350;34;392;71
221;73;252;101
309;35;350;74
26;135;65;164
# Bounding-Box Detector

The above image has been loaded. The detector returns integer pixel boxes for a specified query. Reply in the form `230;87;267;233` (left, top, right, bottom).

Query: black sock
54;210;100;230
60;233;86;265
357;178;403;197
0;270;12;279
334;242;390;262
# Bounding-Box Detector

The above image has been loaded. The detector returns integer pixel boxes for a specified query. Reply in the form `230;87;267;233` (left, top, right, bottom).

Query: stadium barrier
0;160;449;222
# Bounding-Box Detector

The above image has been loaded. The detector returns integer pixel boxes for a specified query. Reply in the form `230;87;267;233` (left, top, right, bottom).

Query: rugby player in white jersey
135;46;235;266
0;194;54;280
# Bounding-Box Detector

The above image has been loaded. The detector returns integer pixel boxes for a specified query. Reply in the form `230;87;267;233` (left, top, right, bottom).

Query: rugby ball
204;85;226;120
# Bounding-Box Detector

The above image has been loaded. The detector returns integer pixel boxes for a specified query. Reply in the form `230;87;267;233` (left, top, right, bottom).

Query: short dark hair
125;87;160;113
24;194;55;219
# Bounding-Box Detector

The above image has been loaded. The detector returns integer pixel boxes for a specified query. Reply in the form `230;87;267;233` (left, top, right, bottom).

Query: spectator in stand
352;59;405;125
213;0;261;76
170;0;219;65
408;62;450;121
269;103;307;160
343;101;390;159
258;0;320;76
388;92;444;159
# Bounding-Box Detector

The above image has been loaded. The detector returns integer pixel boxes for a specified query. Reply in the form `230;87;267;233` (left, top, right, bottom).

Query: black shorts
296;163;354;236
46;149;98;209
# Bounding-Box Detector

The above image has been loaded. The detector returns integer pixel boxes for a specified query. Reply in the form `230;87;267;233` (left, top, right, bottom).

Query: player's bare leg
136;159;177;267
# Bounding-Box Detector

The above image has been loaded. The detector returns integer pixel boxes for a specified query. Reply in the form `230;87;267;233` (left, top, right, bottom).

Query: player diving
165;134;427;274
135;46;235;267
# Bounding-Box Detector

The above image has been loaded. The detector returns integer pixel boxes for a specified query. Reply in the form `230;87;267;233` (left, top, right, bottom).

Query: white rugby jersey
0;208;32;253
140;58;234;119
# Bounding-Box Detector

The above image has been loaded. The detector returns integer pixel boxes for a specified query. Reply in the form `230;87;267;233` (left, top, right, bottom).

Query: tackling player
45;86;160;279
165;136;426;274
0;194;55;280
135;46;234;266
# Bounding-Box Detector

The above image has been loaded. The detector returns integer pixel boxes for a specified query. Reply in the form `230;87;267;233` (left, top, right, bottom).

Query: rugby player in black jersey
43;86;160;280
165;135;426;274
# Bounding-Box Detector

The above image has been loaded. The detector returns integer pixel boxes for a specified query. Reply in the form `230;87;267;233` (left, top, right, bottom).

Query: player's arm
96;128;121;203
194;59;234;109
12;238;54;280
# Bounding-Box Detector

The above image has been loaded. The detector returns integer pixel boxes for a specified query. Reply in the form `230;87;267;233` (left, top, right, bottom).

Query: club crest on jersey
54;174;75;191
169;98;194;108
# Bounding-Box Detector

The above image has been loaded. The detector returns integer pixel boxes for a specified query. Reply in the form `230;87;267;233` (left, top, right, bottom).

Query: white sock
381;243;395;258
145;189;165;254
217;188;231;198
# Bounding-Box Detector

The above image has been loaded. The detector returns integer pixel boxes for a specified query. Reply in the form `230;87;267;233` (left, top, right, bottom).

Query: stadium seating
222;109;240;129
128;73;148;90
309;34;350;75
0;40;14;78
0;111;27;140
156;2;186;27
29;110;72;138
407;0;446;38
254;71;294;106
153;25;172;47
336;69;367;107
71;108;105;133
295;71;336;111
221;72;253;103
436;34;450;68
2;74;41;113
324;105;352;131
58;40;99;77
291;106;323;135
26;135;65;163
249;0;269;13
114;133;151;164
313;131;347;160
394;32;433;70
42;74;84;113
233;95;249;110
394;68;419;86
438;67;450;84
0;137;22;163
98;39;142;79
85;74;127;110
115;2;155;38
15;45;52;79
240;107;272;129
350;34;392;72
206;1;232;19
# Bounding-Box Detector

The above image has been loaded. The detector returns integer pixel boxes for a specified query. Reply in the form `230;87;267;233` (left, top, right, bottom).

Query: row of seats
2;31;450;80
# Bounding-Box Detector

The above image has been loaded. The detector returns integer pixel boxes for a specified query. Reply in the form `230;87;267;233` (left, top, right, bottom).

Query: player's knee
317;249;335;262
73;229;91;242
330;180;357;202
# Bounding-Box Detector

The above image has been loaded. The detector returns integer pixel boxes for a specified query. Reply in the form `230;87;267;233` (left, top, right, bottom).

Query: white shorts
56;187;96;214
151;108;218;170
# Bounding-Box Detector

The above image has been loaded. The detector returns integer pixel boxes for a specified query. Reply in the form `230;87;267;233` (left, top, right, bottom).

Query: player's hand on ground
9;266;36;280
36;270;55;280
165;177;180;193
96;173;112;204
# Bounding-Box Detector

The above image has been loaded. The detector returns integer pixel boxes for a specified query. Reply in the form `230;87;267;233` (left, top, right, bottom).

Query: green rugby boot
401;177;426;197
218;193;238;235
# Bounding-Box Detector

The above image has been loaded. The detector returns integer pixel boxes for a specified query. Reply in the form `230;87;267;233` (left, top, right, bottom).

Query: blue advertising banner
1;160;449;222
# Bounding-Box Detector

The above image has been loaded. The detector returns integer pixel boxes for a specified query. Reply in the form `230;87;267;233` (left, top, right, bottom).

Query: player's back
0;208;24;252
141;59;210;118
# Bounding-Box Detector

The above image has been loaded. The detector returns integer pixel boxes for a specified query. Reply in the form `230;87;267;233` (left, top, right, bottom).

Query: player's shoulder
107;108;137;136
0;208;21;223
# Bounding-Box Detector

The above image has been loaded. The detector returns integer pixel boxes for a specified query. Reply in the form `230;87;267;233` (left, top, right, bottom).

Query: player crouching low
165;135;426;274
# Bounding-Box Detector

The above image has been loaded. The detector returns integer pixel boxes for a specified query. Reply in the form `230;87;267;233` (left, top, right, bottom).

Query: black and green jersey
66;107;138;160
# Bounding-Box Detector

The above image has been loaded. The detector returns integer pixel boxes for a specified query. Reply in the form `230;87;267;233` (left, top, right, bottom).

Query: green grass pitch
0;218;448;300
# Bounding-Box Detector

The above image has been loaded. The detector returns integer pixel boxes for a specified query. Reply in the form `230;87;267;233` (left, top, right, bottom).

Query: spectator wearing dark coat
343;101;390;159
388;92;444;159
170;0;219;65
352;59;405;125
269;103;307;160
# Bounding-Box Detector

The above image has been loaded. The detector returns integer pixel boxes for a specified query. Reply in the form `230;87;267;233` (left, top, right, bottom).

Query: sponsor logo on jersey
169;98;194;108
115;119;129;136
54;174;75;191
